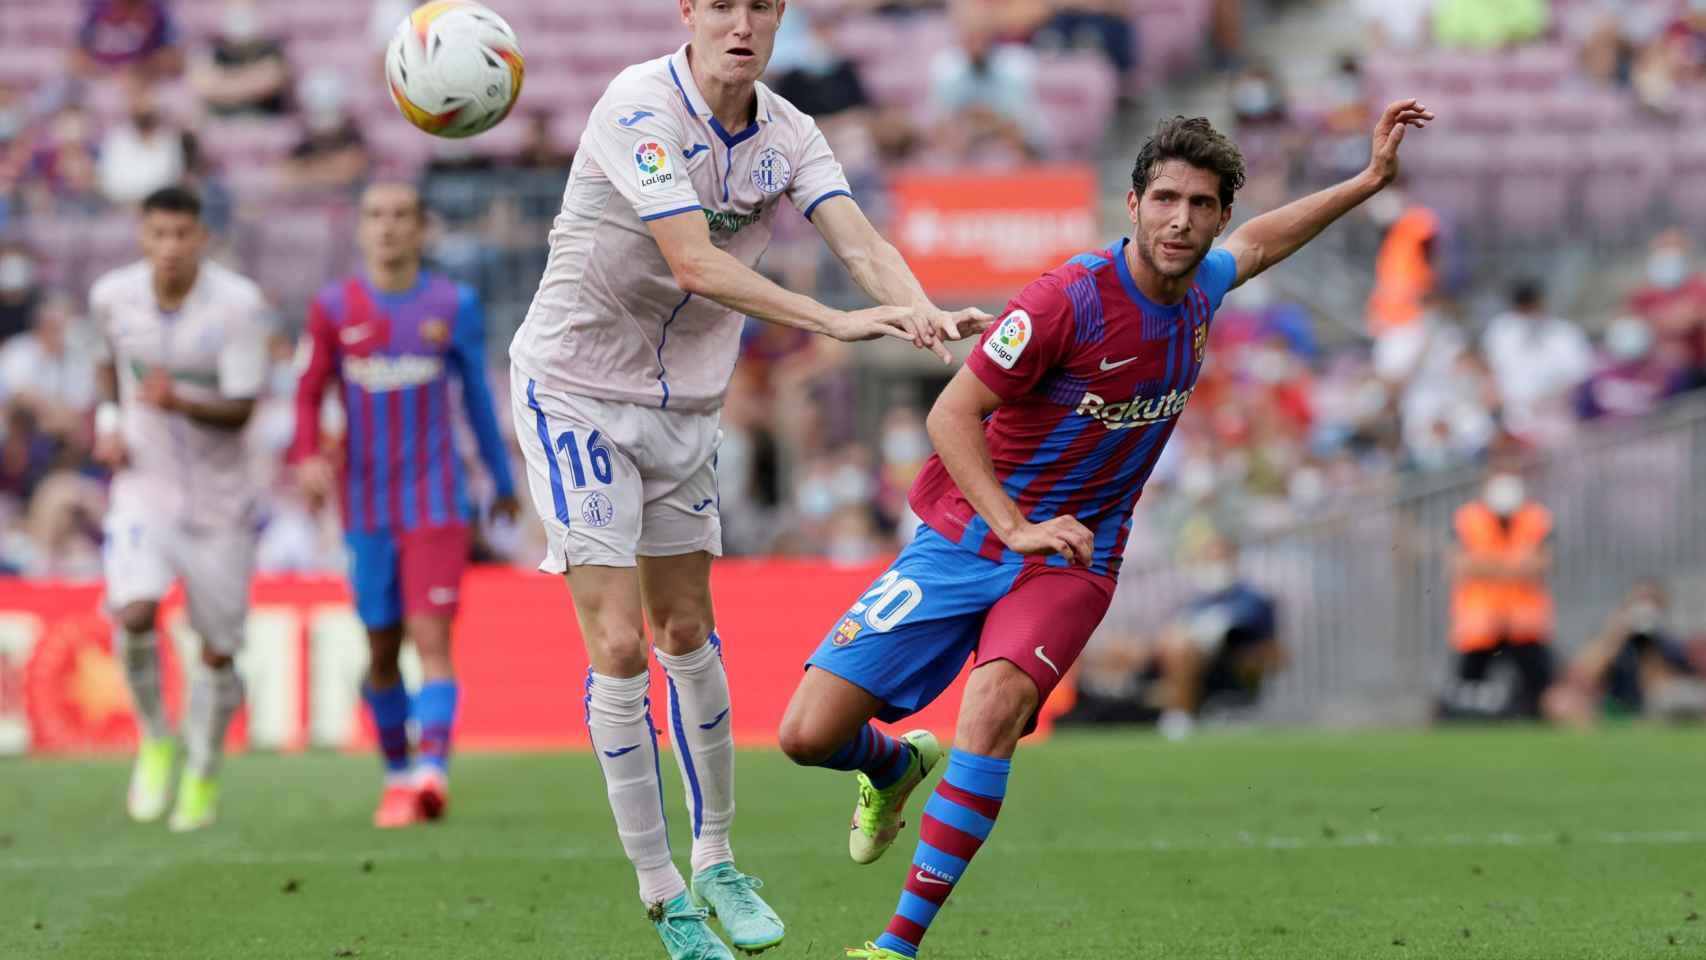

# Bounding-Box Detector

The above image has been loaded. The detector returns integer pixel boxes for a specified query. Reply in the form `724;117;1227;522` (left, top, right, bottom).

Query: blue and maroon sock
414;679;459;774
874;748;1010;957
816;723;912;790
361;681;412;781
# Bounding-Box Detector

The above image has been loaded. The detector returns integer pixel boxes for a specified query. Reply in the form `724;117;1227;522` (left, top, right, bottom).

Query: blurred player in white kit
91;185;272;833
507;2;989;957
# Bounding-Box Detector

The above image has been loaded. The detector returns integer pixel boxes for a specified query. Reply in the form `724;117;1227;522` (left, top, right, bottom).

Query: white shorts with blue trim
510;371;722;572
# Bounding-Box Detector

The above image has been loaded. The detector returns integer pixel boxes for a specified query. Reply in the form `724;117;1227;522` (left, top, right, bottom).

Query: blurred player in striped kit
290;183;518;828
781;101;1433;959
93;186;273;832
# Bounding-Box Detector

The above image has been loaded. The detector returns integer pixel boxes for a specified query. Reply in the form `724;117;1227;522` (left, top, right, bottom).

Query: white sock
184;662;244;778
587;670;685;906
117;627;171;740
656;635;735;876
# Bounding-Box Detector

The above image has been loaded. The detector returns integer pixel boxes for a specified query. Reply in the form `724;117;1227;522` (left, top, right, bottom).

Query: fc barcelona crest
422;318;451;344
1193;320;1207;364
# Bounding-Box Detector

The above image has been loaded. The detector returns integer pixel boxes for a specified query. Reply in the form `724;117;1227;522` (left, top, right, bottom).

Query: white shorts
511;373;722;572
103;511;257;653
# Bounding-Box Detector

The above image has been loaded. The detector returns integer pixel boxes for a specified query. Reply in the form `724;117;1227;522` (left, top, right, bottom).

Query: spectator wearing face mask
1440;465;1555;720
1626;229;1706;390
0;294;97;441
189;1;292;118
73;0;184;81
96;81;189;205
1480;281;1593;449
1579;314;1702;421
1544;580;1706;727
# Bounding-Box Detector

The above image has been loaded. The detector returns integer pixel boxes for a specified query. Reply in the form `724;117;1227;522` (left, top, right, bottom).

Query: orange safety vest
1450;501;1554;652
1366;207;1439;334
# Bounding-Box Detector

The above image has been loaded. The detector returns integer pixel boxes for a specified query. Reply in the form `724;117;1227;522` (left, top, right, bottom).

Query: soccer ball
385;0;525;139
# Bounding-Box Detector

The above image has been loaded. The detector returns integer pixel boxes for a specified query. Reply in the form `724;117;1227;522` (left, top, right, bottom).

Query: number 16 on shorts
555;429;615;526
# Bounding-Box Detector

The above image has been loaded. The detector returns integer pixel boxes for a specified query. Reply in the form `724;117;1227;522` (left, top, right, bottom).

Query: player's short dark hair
141;185;202;219
1510;279;1543;309
1131;116;1246;209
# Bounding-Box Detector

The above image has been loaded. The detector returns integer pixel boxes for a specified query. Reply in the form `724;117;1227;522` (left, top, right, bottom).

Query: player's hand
138;368;176;410
1002;515;1095;566
1365;98;1434;188
296;454;336;509
915;306;997;363
491;494;522;524
830;305;930;348
92;431;128;470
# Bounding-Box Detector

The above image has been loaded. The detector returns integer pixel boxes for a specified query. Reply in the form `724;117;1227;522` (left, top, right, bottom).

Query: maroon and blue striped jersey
289;272;516;533
909;239;1237;578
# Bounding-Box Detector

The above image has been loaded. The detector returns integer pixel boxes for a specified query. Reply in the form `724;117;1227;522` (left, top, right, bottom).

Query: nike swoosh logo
691;499;713;512
914;871;952;886
616;110;655;127
697;708;729;731
1099;356;1138;371
602;745;640;758
1034;645;1060;676
682;143;710;159
340;324;372;344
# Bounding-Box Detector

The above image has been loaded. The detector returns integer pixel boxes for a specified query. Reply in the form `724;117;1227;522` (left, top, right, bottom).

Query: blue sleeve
1199;247;1238;312
446;286;517;499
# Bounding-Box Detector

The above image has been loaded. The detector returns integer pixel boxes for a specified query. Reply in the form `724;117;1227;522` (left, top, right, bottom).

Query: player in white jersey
90;186;271;833
508;3;990;958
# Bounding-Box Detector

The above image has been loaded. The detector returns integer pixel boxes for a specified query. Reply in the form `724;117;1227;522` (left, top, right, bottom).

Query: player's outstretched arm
808;194;995;364
647;211;931;349
926;366;1095;566
287;299;340;506
1221;99;1433;288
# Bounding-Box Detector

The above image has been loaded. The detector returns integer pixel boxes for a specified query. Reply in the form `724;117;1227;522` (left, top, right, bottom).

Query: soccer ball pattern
386;0;525;139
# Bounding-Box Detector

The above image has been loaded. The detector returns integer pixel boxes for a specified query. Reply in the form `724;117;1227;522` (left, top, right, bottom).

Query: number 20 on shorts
850;570;924;632
554;430;613;488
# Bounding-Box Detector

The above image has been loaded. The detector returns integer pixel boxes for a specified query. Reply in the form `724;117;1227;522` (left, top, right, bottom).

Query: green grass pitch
3;727;1701;959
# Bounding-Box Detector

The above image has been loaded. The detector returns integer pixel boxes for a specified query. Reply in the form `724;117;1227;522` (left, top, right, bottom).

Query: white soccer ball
385;0;525;139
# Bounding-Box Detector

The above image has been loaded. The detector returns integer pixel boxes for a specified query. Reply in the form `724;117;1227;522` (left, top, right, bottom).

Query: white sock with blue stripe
586;670;684;905
656;635;736;876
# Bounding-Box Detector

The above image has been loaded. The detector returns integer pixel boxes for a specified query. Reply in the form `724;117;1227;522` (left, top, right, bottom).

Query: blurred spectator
1375;298;1496;471
769;10;872;119
1061;534;1283;736
509;112;572;173
1440;465;1555;720
1544;579;1706;726
96;82;189;205
74;0;183;80
24;104;103;213
283;70;371;193
0;406;59;504
18;470;105;578
1480;281;1592;448
1229;62;1288;129
0;243;42;344
1365;186;1443;334
1029;0;1138;77
928;3;1041;164
1627;229;1706;336
1431;0;1548;50
1580;11;1636;89
189;1;292;118
0;294;97;439
1577;315;1697;420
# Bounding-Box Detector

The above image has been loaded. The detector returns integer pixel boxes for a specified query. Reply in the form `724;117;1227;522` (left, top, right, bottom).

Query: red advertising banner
0;563;1073;755
888;166;1099;300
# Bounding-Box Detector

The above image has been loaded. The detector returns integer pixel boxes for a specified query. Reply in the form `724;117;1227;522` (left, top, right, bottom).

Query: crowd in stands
1;0;1705;581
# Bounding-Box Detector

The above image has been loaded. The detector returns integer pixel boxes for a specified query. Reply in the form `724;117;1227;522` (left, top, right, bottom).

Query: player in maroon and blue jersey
289;183;519;828
778;101;1433;959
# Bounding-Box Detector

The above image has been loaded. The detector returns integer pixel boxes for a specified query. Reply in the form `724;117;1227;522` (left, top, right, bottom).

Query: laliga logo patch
982;310;1031;370
750;147;791;195
833;618;862;647
633;139;675;194
581;491;615;528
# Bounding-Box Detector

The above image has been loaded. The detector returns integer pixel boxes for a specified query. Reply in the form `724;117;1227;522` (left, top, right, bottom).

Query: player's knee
776;711;838;766
957;670;1037;755
652;613;714;657
116;601;158;636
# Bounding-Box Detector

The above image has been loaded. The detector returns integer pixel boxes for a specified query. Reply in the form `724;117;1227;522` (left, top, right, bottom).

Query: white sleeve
785;115;852;221
87;278;115;365
581;96;703;221
217;294;271;399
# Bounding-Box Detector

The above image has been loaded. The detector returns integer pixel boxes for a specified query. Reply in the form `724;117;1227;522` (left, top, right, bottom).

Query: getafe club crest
751;147;791;195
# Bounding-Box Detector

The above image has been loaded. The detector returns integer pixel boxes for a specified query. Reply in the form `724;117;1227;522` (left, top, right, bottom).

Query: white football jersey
91;259;271;527
510;43;853;413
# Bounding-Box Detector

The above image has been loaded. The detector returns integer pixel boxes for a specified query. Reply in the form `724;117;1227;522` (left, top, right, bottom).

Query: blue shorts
807;526;1114;723
344;525;470;630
